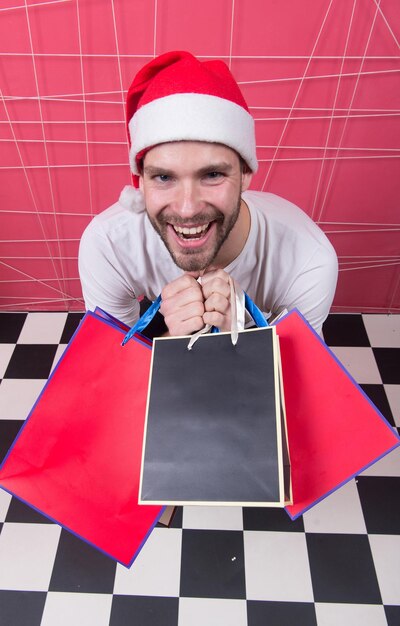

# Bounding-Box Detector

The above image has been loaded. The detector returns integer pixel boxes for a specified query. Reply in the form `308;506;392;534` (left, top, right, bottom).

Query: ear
241;170;252;193
139;174;144;192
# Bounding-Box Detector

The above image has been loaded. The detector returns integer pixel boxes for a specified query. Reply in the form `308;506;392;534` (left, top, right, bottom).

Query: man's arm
78;225;140;326
277;244;338;336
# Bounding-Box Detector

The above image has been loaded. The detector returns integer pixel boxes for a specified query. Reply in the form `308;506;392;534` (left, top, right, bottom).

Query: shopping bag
0;309;164;567
135;294;292;507
273;309;400;519
124;291;398;516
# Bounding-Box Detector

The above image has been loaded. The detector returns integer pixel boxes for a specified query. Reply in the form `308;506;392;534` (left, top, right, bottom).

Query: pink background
0;0;399;313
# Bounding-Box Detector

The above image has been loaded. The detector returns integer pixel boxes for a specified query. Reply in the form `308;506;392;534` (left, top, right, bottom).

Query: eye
204;171;224;182
155;174;172;183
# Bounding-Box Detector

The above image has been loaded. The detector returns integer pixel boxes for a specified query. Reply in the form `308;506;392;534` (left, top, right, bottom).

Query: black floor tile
247;600;317;626
323;314;370;347
0;313;27;343
0;420;24;463
60;313;85;344
110;596;179;626
306;533;381;604
373;348;400;384
167;506;183;529
180;529;246;599
5;497;54;524
4;344;58;379
360;384;395;426
0;590;46;626
243;507;304;531
48;529;116;593
356;476;400;534
385;604;400;626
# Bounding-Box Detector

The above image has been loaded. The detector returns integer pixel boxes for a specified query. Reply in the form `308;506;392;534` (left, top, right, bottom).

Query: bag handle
121;295;162;346
122;286;268;347
244;292;269;328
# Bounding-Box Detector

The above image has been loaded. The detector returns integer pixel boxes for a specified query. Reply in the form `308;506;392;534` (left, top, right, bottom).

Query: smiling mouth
172;222;212;240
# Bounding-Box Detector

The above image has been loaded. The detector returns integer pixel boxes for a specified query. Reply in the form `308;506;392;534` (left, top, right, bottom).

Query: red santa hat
119;51;257;213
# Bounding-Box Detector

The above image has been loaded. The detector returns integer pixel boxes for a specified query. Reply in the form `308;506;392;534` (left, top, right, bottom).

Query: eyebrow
197;162;234;176
143;162;234;177
143;165;173;177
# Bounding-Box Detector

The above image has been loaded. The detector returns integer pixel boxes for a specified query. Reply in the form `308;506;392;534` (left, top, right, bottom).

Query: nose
175;180;201;218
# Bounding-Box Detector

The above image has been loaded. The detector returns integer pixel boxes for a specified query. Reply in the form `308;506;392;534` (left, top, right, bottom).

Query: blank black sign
140;327;283;505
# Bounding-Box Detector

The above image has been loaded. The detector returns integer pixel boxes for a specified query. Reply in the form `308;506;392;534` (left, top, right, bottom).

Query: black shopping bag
136;294;291;507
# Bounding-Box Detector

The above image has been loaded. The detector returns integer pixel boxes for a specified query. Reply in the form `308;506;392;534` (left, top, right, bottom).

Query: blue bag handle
122;292;267;346
244;292;269;328
121;296;162;346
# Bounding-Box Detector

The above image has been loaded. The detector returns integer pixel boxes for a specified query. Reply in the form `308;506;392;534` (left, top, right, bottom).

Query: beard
148;193;242;272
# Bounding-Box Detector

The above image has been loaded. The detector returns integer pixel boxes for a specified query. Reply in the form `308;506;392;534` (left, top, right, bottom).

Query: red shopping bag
274;310;400;519
0;310;163;567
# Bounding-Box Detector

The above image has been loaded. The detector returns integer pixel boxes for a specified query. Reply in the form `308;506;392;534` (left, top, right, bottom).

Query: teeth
173;223;209;235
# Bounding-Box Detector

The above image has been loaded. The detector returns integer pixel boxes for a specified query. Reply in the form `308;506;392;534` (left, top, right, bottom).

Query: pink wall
0;0;399;313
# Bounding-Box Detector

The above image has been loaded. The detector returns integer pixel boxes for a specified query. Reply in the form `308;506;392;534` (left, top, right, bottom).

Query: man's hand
160;274;205;336
201;269;232;332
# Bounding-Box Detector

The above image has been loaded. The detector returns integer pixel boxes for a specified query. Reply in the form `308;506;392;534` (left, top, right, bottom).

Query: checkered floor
0;311;399;626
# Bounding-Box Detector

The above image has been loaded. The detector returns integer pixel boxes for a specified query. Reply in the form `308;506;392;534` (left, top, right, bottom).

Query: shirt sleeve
277;242;338;336
78;221;140;327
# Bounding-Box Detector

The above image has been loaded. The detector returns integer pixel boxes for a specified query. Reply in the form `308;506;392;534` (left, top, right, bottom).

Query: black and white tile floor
0;311;399;626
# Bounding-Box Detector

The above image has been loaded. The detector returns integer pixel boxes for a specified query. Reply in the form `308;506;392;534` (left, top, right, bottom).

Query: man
79;51;338;336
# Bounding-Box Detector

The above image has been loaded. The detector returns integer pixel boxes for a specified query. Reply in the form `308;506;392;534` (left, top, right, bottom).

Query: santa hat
119;51;257;213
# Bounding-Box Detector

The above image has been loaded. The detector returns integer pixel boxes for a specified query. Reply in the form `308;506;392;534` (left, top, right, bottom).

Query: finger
161;286;203;318
160;299;204;323
204;292;230;314
200;268;229;286
163;303;205;336
161;273;201;300
166;315;205;337
203;310;231;332
177;317;206;336
201;279;231;302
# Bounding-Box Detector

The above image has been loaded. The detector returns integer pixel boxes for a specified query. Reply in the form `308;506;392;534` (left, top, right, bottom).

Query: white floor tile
362;314;400;348
330;347;382;384
0;379;46;420
0;345;15;378
182;506;243;530
303;479;367;534
178;598;247;626
0;489;12;521
0;522;61;591
385;385;400;427
113;528;182;597
17;313;67;344
244;531;314;602
315;602;387;626
368;534;400;605
41;592;112;626
50;344;67;373
360;444;400;477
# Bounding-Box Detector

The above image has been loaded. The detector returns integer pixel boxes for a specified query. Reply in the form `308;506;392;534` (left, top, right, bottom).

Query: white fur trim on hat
118;185;145;213
129;93;258;175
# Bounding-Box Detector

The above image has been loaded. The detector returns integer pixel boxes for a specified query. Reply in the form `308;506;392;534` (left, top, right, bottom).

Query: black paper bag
139;326;291;506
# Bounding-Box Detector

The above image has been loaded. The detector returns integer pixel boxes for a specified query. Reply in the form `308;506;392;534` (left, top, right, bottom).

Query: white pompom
118;185;146;213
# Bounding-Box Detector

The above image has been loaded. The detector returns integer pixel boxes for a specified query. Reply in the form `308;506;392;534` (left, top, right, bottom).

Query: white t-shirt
78;190;338;335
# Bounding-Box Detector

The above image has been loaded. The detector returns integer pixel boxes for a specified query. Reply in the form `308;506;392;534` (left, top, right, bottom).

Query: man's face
139;141;252;272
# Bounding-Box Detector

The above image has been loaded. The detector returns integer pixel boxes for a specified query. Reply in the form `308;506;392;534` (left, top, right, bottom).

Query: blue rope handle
244;292;269;327
121;292;268;345
121;295;162;346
